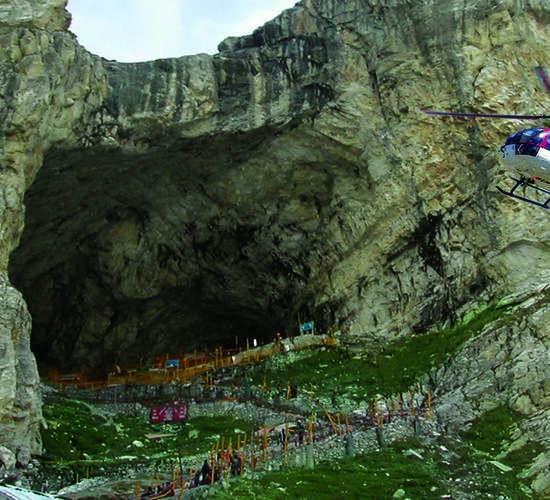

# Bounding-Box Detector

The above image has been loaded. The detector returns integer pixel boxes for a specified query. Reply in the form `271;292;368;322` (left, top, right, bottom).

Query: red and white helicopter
423;66;550;209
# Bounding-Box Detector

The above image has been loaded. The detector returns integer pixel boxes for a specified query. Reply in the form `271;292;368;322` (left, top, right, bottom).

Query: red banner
150;405;187;423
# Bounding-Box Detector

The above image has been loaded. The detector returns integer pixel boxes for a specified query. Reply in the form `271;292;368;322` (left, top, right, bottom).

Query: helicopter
423;66;550;209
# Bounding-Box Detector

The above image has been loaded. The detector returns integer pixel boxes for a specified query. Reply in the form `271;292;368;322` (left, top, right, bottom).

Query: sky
67;0;299;62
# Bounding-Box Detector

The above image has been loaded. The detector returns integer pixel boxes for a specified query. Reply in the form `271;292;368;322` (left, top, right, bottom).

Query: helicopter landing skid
496;177;550;209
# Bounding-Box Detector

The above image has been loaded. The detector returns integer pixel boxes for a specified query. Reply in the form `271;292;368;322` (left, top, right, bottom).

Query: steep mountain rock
0;0;106;470
428;287;550;495
0;0;549;489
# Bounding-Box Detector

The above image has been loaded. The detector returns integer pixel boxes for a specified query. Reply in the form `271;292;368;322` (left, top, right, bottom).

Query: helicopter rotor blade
422;110;547;119
535;66;550;98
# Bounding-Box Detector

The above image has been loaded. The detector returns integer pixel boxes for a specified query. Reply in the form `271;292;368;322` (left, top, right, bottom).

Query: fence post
425;391;434;419
409;390;416;416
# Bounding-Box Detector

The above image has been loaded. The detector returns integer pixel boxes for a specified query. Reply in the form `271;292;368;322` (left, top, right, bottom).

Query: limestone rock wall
0;278;38;469
0;0;106;468
0;0;70;31
430;286;550;495
1;0;550;477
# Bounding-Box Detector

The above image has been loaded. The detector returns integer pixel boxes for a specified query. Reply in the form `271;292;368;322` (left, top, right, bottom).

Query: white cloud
67;0;298;62
133;0;186;57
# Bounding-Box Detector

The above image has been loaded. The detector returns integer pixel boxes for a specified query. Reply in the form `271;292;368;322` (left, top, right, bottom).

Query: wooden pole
178;454;183;488
426;391;433;418
263;426;269;461
283;418;290;465
211;456;216;485
308;412;315;444
322;405;337;434
409;390;416;416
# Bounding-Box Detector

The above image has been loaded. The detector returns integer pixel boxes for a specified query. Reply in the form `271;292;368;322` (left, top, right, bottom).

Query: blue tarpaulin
300;321;314;333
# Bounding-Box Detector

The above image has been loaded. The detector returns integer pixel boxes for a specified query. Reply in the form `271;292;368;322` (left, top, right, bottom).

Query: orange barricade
42;335;335;391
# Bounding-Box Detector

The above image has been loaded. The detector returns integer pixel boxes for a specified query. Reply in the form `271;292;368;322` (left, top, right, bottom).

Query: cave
8;121;353;373
4;2;550;494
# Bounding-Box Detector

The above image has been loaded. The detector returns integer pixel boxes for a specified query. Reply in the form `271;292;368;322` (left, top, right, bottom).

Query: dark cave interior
8;128;339;373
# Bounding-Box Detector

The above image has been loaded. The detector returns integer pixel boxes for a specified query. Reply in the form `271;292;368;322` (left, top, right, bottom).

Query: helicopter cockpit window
505;128;544;145
517;143;540;157
523;129;545;145
505;129;550;154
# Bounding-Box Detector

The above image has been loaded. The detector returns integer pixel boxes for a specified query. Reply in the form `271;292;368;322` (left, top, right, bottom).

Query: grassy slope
253;301;510;401
39;300;543;497
40;394;256;480
212;408;541;500
214;301;541;498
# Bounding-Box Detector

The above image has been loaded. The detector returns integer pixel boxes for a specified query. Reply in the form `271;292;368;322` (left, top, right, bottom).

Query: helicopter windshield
505;128;550;150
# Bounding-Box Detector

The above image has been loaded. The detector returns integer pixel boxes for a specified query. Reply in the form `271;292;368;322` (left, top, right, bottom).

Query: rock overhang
3;0;550;480
9;117;363;369
7;0;550;375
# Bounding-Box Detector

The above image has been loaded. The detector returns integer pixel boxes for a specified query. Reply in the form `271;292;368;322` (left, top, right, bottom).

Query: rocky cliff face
0;0;549;487
0;0;105;471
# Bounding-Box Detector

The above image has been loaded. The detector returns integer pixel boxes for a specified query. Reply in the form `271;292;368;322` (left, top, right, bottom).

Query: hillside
0;0;548;495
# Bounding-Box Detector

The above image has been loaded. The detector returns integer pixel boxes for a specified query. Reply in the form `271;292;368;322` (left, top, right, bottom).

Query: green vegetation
503;441;546;471
39;301;544;498
41;396;119;461
461;405;523;455
215;444;440;499
254;301;511;401
40;393;255;465
212;435;537;500
459;405;546;493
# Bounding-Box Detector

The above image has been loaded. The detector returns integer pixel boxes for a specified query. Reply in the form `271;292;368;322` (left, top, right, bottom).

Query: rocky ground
41;399;443;499
26;338;547;499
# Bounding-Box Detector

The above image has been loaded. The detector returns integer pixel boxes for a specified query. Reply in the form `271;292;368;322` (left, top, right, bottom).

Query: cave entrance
8;130;322;373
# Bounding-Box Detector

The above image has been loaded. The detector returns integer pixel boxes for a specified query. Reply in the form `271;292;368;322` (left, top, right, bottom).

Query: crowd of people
140;481;175;499
185;451;244;491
